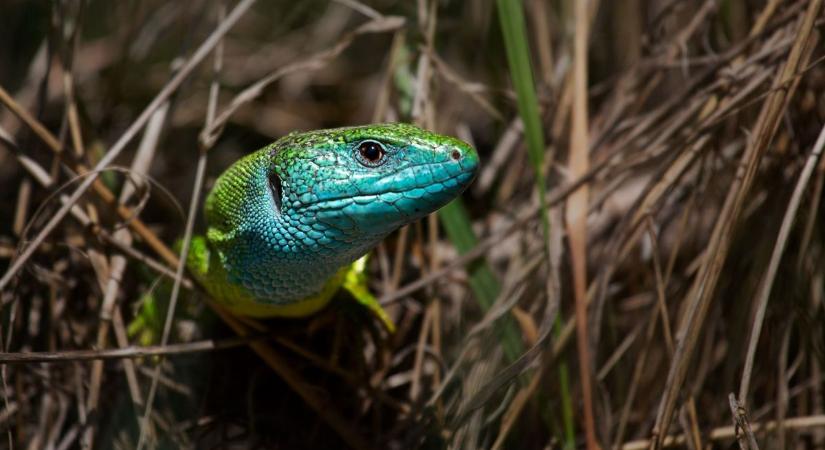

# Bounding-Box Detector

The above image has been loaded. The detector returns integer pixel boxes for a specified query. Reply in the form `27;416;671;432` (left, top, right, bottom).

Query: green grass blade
495;0;549;238
439;199;523;361
495;0;575;446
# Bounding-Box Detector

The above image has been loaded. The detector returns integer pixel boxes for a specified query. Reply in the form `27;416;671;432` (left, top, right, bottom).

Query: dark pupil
359;142;383;162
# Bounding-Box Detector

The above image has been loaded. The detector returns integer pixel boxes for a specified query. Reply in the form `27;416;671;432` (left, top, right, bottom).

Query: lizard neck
200;150;384;305
217;213;383;304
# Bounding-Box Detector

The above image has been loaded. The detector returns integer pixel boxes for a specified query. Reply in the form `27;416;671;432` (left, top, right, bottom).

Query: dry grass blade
200;14;405;148
135;110;207;450
0;84;179;267
649;2;823;447
566;0;598;448
738;120;825;404
623;415;825;450
729;393;760;450
3;2;825;448
84;86;173;450
0;0;257;292
212;306;372;450
0;336;261;363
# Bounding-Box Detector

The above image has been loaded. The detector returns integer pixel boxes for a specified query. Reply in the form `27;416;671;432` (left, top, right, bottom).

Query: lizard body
186;123;478;318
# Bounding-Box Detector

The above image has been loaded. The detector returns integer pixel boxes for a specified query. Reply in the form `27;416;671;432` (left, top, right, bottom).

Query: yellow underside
209;268;346;318
192;241;394;331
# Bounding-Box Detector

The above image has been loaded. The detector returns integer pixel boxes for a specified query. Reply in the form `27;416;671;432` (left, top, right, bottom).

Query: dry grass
0;1;824;449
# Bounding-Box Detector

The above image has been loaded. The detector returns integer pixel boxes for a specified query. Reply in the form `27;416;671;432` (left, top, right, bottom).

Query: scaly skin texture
187;123;479;318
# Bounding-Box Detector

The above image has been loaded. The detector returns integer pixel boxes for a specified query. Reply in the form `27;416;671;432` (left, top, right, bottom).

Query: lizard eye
355;140;387;167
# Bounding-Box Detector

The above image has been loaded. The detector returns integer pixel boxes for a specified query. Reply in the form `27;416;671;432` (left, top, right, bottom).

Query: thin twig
0;335;262;363
729;393;760;450
622;415;825;450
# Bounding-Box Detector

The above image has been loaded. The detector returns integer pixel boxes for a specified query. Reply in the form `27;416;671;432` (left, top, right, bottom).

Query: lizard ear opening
268;170;283;214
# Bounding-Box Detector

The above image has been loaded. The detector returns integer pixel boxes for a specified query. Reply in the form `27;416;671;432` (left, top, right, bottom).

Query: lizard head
200;123;479;305
269;123;479;239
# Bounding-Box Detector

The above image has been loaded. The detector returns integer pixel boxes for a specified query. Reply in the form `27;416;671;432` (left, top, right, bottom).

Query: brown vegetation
0;1;823;449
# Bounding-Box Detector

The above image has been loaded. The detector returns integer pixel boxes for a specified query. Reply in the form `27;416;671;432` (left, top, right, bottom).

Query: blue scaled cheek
342;191;409;230
310;144;464;235
309;178;406;237
281;142;470;242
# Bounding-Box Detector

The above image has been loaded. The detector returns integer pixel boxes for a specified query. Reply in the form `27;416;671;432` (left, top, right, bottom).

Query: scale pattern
188;123;479;317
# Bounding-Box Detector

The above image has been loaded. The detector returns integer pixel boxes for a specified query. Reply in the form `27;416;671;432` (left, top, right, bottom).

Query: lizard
178;123;479;330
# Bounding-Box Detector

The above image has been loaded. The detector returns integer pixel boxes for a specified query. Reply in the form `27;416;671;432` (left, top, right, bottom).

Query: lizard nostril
450;150;461;161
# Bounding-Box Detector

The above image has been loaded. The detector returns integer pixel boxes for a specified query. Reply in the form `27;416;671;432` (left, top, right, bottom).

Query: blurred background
0;0;824;449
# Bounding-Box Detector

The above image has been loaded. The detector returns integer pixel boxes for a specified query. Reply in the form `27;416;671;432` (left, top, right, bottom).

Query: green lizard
177;123;478;329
